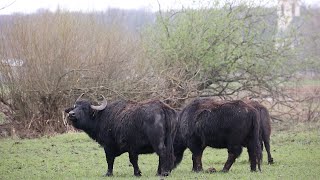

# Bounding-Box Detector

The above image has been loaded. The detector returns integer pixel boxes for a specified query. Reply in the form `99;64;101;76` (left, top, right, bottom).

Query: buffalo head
65;94;107;129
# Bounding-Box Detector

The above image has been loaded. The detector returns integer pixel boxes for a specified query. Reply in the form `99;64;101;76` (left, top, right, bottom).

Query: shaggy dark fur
65;99;178;177
173;98;262;172
246;100;274;164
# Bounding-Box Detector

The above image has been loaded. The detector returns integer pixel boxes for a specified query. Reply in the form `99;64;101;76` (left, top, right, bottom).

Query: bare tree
0;10;151;136
0;0;15;11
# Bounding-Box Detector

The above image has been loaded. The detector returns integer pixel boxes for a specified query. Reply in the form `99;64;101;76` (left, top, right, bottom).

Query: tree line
0;1;319;136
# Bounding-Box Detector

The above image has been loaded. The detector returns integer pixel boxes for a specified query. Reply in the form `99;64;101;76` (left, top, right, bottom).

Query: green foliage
143;1;298;98
1;130;320;179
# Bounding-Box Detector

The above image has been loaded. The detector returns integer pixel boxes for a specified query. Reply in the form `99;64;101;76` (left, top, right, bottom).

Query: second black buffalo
173;98;262;172
246;100;274;164
65;95;177;176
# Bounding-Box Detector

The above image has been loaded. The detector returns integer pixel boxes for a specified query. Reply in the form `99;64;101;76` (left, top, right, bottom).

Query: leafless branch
0;0;15;11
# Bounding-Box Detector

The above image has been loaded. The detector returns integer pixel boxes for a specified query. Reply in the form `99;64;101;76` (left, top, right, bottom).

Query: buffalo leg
260;137;264;161
105;157;115;176
189;145;205;172
156;145;172;176
173;132;187;169
263;137;274;164
157;145;171;176
222;146;242;172
156;151;170;176
157;156;164;176
129;152;142;176
191;151;204;172
173;148;186;169
147;128;170;176
247;140;259;172
151;146;167;176
104;147;115;176
189;138;205;172
157;156;161;175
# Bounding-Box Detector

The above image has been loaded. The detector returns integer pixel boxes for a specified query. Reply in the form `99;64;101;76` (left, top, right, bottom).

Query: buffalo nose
68;111;75;117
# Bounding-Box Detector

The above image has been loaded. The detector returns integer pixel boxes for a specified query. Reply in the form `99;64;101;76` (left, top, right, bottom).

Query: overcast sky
0;0;319;15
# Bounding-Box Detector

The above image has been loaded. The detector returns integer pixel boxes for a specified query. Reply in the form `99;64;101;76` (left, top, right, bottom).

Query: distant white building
1;59;24;67
276;0;301;48
278;0;301;32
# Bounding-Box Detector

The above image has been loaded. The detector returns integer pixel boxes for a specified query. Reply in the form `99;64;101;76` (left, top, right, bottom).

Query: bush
0;10;149;135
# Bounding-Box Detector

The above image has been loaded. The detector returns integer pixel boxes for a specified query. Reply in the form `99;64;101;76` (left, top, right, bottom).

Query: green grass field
1;129;320;180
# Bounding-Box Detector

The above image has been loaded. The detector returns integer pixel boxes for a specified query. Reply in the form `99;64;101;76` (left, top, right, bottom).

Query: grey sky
0;0;319;15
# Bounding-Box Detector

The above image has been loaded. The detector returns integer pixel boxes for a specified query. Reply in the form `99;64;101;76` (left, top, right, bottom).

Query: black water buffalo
173;98;262;172
65;95;177;177
246;100;274;164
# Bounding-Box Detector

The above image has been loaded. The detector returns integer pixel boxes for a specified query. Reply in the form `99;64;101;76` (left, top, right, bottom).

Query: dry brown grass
262;80;320;124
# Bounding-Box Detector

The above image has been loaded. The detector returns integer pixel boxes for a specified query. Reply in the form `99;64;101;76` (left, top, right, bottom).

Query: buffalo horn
90;95;107;111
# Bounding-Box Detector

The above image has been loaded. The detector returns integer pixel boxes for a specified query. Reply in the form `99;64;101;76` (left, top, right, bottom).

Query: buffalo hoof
192;167;203;173
160;172;170;177
134;171;142;177
156;171;170;177
205;167;217;173
268;158;274;165
221;169;229;173
105;171;113;177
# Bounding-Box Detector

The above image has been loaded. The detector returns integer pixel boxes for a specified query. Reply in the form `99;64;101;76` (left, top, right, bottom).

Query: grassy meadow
1;127;320;180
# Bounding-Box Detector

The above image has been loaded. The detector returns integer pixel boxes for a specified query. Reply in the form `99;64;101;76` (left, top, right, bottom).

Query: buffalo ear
65;107;73;113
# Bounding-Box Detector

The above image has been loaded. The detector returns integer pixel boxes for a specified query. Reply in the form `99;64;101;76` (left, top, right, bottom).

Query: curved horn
90;95;107;111
76;93;85;102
